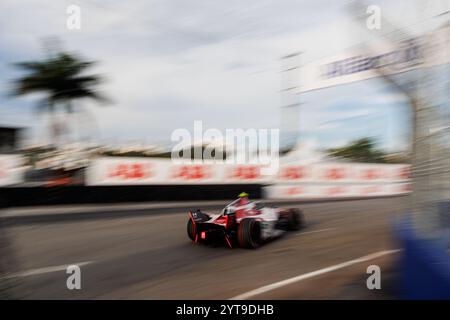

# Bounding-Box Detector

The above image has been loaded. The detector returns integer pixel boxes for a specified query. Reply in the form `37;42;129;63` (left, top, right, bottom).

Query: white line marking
294;228;336;236
229;249;401;300
2;261;93;279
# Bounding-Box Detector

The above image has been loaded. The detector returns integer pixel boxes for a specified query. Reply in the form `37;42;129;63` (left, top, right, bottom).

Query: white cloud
0;0;425;149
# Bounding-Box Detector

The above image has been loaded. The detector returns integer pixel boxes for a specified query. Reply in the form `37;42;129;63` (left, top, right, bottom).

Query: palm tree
13;52;107;146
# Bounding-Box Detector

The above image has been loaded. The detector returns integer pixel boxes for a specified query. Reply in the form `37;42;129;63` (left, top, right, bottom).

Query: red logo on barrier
400;184;412;192
361;186;381;194
172;165;212;180
362;169;381;180
280;166;306;180
0;161;5;179
285;186;304;196
229;166;260;180
397;167;411;179
326;186;345;195
325;168;346;180
108;163;152;180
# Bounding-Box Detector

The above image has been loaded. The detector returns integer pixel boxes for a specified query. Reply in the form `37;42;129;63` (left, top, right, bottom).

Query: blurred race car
186;193;304;249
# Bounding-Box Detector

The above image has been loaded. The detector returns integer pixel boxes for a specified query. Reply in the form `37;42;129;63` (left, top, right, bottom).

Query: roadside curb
0;195;407;225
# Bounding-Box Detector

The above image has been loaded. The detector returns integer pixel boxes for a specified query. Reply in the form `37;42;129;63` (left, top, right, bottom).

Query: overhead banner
301;25;449;92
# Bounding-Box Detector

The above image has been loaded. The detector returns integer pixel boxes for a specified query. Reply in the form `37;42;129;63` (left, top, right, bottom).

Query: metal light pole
280;52;302;150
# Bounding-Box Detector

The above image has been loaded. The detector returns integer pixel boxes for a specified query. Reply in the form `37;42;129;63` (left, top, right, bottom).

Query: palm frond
12;52;107;108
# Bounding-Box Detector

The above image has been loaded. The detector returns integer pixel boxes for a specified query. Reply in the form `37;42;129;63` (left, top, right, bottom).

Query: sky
0;0;448;152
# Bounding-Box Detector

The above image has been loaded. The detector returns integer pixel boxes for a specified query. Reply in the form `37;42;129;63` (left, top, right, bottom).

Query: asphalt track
1;197;408;299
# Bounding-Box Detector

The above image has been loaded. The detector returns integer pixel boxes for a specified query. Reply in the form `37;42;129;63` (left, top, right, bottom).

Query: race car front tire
187;218;196;241
238;218;262;249
287;208;304;231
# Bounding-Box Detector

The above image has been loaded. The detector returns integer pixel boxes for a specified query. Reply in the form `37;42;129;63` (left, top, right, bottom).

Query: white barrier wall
85;157;411;199
86;157;272;185
263;183;411;199
0;154;25;186
265;162;410;199
1;155;410;199
275;163;410;183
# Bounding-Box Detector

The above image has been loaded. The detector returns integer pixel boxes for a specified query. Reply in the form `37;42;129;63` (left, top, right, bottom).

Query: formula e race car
186;193;304;249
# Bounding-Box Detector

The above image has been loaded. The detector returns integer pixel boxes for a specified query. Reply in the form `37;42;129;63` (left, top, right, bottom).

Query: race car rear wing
189;209;211;223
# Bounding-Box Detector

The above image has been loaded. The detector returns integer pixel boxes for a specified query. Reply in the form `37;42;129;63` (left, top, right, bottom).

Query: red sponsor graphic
108;163;152;180
360;185;382;194
400;183;412;192
285;186;305;196
46;176;72;187
324;167;347;180
172;165;212;180
0;161;6;179
361;168;383;180
326;186;346;196
228;165;261;180
397;167;411;179
280;166;306;180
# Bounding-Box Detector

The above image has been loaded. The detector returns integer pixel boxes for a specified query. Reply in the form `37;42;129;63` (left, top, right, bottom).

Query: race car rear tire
187;218;196;241
288;208;304;231
238;218;261;249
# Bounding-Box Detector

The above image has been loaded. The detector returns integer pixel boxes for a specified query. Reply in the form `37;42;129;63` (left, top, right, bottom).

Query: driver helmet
238;192;249;205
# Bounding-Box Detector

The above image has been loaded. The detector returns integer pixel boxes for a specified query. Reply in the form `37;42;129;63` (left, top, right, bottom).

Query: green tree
326;138;386;163
12;52;107;146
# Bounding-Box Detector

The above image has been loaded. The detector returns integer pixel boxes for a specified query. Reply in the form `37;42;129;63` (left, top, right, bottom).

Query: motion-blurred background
0;0;449;299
